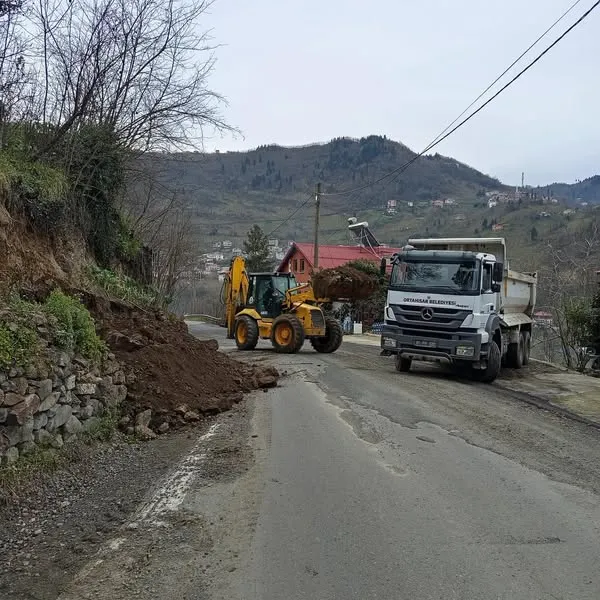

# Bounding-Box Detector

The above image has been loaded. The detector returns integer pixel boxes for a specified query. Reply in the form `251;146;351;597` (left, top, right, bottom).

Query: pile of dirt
85;295;278;430
312;265;379;300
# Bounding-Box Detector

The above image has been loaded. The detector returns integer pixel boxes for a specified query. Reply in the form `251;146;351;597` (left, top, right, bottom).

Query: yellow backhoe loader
223;256;343;354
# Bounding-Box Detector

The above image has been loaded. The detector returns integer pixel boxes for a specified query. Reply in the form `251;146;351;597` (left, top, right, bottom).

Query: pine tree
243;225;271;272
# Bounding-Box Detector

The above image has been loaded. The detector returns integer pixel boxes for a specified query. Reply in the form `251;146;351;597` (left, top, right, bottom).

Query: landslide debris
85;295;278;430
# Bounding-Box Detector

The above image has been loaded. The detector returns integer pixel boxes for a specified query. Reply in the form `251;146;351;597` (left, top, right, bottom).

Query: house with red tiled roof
276;242;402;283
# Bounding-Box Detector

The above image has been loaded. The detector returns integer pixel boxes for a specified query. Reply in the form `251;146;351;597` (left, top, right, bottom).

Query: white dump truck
381;238;537;382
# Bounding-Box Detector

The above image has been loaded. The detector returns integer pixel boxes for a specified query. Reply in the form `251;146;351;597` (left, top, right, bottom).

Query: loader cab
247;273;298;318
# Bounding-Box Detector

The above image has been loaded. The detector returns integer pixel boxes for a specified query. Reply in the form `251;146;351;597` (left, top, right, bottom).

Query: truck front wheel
472;340;501;383
395;355;412;372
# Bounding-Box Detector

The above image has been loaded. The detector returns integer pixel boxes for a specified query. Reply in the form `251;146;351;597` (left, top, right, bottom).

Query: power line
264;192;314;237
322;0;596;199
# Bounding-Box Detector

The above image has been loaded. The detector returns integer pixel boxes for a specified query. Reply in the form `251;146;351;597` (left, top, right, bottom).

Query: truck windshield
391;260;480;294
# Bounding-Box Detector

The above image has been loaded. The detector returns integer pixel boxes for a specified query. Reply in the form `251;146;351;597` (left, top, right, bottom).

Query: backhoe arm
224;256;249;338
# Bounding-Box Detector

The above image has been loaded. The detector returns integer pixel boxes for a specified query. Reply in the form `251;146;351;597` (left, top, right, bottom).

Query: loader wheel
235;315;259;350
472;340;501;383
522;331;531;366
310;317;343;353
271;315;305;353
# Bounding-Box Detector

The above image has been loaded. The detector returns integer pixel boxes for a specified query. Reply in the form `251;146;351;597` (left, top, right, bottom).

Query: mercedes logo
421;307;434;321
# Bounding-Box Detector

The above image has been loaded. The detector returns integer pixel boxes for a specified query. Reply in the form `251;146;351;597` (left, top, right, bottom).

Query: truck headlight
456;345;475;357
383;337;396;348
386;306;395;320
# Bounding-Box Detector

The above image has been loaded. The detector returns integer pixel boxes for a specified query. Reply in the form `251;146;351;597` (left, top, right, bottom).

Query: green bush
43;290;105;362
88;265;159;308
0;323;39;370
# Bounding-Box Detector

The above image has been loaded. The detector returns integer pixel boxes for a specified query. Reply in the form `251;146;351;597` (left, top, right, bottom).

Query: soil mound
86;295;278;428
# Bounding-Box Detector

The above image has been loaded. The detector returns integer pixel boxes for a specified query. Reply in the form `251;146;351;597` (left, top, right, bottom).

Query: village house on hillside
277;242;401;283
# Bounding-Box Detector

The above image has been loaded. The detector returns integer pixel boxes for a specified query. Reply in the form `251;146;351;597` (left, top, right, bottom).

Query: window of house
299;259;305;273
293;259;298;272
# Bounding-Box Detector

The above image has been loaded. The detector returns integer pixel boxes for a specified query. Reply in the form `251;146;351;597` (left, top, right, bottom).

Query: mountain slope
146;135;506;247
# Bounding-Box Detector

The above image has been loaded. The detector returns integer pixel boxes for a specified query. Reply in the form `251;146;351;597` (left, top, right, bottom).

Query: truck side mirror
380;258;387;276
491;282;501;293
493;262;504;282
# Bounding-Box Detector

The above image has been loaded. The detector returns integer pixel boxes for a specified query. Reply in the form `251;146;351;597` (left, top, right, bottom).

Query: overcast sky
202;0;599;186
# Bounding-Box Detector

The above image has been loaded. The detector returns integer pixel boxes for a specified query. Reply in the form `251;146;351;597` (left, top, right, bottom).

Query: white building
222;240;233;249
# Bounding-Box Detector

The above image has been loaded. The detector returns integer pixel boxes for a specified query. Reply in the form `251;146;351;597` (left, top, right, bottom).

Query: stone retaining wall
0;350;127;464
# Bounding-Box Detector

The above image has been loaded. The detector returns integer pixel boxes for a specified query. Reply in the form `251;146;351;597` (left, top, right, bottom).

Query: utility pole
313;182;321;269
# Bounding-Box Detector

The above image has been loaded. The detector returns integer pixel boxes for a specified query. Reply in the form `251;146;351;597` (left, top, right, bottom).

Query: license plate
415;339;437;348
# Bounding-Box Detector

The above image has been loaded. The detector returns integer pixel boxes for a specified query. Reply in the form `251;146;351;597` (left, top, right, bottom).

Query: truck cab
381;238;537;383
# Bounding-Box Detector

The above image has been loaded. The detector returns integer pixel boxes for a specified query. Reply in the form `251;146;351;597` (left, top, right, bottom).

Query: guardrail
184;314;222;324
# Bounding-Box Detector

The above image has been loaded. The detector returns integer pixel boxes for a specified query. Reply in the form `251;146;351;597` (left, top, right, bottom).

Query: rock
62;415;83;436
112;371;125;385
38;391;60;412
18;441;37;456
24;364;39;379
157;422;170;434
85;398;100;414
8;367;18;378
20;418;34;443
50;434;64;449
7;395;40;426
34;429;53;446
3;392;25;407
57;352;70;368
33;413;48;430
0;389;3;405
184;410;200;422
125;426;135;436
0;408;7;424
204;339;219;351
134;425;157;441
1;446;19;465
78;372;102;385
12;377;28;395
82;417;102;433
119;416;131;428
47;405;72;432
135;409;152;429
116;385;127;402
36;379;53;401
175;404;189;416
101;376;113;388
79;405;95;420
106;331;145;352
1;425;22;447
75;383;96;396
73;357;89;368
102;360;118;375
65;375;76;391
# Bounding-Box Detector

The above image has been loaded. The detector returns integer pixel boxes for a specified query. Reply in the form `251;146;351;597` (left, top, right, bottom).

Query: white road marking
131;423;220;527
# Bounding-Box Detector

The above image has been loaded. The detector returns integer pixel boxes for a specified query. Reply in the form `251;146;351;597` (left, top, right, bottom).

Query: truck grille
391;304;472;330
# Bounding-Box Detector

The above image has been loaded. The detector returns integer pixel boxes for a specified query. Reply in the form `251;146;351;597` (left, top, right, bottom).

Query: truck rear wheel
522;331;531;366
310;317;343;353
271;314;305;353
472;340;501;383
395;355;412;372
506;335;524;369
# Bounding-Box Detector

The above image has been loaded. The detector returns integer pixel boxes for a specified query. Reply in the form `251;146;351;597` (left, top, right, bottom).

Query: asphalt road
60;324;600;600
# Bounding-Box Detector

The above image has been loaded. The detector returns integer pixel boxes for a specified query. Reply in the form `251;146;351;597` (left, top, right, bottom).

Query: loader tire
271;314;305;353
472;340;501;383
235;315;259;351
310;317;343;353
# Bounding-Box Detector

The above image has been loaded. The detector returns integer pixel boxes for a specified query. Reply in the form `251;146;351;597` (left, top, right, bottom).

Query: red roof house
276;242;402;283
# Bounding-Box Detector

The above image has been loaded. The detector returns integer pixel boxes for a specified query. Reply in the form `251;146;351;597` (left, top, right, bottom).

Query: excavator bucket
312;266;379;301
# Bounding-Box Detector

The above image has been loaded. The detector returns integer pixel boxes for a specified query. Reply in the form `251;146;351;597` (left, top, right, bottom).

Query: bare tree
541;218;600;369
29;0;232;157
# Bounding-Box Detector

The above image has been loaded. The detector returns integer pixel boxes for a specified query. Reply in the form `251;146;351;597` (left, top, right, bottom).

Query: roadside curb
493;379;600;431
